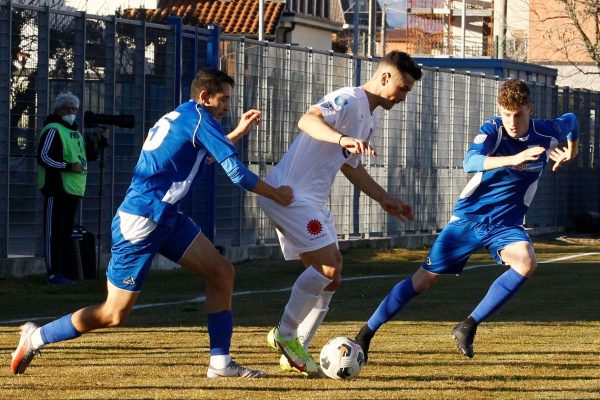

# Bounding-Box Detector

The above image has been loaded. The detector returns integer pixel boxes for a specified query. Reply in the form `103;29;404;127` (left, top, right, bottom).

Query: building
406;0;494;57
122;0;344;51
526;0;600;90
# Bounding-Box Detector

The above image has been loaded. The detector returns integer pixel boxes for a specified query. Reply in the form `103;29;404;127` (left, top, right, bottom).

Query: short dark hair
379;51;422;81
498;79;531;111
190;69;235;99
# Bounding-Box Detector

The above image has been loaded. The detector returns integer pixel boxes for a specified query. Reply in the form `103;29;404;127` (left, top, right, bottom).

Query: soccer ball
319;337;365;380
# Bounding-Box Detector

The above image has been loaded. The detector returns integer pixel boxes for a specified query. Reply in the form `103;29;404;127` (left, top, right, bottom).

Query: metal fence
1;2;599;261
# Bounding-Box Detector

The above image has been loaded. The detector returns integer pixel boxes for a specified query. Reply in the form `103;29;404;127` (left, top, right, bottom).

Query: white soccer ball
319;337;365;380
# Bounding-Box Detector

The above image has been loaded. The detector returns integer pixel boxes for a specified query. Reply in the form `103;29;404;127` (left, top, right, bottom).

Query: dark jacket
36;114;99;197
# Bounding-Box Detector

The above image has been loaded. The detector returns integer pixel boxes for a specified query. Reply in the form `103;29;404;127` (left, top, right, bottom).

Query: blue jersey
118;100;237;225
453;114;578;226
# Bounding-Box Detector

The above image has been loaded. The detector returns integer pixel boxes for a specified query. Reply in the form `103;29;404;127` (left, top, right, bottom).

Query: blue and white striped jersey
453;114;578;226
118;100;237;226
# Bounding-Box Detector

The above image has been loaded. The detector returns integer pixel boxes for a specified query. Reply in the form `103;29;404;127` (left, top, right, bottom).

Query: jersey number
142;111;180;151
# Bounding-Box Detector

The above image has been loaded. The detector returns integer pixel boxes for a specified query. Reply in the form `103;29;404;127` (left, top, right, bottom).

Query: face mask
62;114;76;125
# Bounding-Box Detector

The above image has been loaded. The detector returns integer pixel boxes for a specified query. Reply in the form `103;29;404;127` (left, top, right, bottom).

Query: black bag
64;226;97;280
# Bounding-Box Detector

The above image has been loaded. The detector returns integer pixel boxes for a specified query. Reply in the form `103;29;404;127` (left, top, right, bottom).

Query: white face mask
62;114;76;125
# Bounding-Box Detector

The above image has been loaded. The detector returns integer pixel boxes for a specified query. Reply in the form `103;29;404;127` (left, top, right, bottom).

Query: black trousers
43;194;80;277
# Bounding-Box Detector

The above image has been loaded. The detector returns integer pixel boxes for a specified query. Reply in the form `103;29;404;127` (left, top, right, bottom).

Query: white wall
550;64;600;91
65;0;158;15
288;23;333;51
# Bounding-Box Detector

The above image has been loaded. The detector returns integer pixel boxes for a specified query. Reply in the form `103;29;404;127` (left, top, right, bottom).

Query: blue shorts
107;211;200;291
422;218;532;275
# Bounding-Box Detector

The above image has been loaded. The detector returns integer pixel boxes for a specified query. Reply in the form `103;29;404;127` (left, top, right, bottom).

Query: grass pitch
1;240;599;399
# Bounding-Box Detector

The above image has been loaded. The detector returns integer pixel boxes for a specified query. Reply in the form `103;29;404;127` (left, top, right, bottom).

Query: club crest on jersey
473;134;487;144
307;219;323;236
334;96;348;107
123;277;136;286
553;122;561;132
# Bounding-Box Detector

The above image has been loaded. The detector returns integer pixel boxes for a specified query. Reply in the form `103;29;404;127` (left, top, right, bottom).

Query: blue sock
40;314;81;344
471;268;527;323
367;277;418;332
207;310;233;356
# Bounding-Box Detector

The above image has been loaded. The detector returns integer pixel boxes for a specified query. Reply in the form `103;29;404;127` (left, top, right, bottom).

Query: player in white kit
260;51;422;376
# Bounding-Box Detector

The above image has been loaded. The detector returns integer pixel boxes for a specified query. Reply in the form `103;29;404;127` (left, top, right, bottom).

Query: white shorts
258;197;338;260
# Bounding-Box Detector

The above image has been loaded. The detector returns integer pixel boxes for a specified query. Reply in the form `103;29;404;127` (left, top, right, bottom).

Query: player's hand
549;146;575;171
273;185;294;206
339;135;377;156
380;196;414;222
234;109;262;137
511;146;545;166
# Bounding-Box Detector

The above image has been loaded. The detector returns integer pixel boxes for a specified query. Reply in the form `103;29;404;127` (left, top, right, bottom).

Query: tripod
95;126;109;281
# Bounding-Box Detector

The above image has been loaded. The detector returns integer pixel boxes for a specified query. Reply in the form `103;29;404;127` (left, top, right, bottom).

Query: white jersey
266;87;378;205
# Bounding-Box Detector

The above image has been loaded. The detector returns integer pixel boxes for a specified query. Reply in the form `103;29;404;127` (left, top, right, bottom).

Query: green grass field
1;240;599;399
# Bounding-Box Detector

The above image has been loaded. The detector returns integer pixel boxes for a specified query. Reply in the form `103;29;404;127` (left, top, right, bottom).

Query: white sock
278;267;332;339
298;290;334;350
30;328;45;350
209;354;231;369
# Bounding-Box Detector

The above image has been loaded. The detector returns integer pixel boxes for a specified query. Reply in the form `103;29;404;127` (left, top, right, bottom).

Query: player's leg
258;200;337;376
269;243;338;376
452;227;533;358
355;267;438;363
11;279;138;374
165;215;265;378
12;211;155;375
356;218;480;363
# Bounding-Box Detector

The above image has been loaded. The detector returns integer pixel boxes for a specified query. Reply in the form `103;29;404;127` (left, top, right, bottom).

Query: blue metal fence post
206;24;220;69
167;16;183;107
205;25;221;242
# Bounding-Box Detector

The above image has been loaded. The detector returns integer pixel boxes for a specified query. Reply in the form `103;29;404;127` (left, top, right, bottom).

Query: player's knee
412;269;439;293
109;312;129;327
99;308;130;327
513;259;537;277
210;261;236;287
326;274;342;291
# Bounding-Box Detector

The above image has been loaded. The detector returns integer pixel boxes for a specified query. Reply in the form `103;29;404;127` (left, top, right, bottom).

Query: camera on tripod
84;111;135;150
84;111;135;129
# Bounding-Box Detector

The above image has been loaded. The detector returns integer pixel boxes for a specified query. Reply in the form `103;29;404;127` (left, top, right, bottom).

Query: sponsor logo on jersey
334;96;348;107
123;277;136;286
473;134;487;144
320;101;335;111
306;219;323;236
509;161;544;172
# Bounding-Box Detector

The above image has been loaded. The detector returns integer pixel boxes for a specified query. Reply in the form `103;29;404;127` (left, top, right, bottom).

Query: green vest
38;122;87;196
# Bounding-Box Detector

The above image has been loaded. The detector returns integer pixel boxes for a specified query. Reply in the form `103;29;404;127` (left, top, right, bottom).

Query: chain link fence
1;2;599;265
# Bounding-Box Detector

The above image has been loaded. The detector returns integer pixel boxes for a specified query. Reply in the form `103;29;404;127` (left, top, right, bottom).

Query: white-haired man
37;91;97;285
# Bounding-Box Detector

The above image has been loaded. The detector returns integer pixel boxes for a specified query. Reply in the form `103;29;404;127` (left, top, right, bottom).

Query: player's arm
220;155;293;206
226;109;261;144
482;147;546;171
549;113;579;171
463;122;545;172
340;163;414;221
298;107;375;155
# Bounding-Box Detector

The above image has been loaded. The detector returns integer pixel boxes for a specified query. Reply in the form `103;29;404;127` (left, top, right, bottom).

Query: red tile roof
124;0;285;36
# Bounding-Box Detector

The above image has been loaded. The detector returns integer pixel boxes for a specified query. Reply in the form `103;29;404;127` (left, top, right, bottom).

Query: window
287;0;330;18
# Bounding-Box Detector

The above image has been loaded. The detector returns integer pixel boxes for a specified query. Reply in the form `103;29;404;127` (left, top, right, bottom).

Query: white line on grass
2;252;598;325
